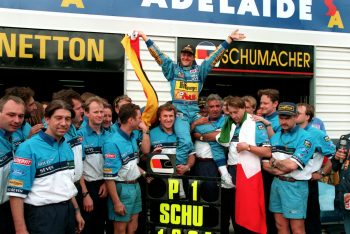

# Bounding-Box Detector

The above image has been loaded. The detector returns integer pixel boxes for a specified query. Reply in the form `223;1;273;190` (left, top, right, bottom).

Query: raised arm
225;29;246;44
135;31;149;42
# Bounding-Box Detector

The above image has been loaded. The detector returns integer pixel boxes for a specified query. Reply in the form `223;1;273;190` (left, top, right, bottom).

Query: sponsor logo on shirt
103;168;112;173
14;157;32;166
105;154;116;159
8;179;24;187
304;140;312;148
11;169;25;176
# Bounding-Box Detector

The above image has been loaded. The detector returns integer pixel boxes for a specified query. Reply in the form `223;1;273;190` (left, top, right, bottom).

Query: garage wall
125;36;174;106
315;46;350;139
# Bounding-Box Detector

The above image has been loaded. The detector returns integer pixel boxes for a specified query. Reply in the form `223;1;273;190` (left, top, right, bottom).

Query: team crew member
52;89;85;182
216;96;271;233
141;103;195;231
77;96;110;234
111;95;132;133
5;87;43;150
263;102;315;234
253;89;281;138
191;94;234;189
103;103;146;234
252;88;280;234
136;29;246;166
146;103;195;174
8;100;84;234
296;103;336;234
0;96;25;234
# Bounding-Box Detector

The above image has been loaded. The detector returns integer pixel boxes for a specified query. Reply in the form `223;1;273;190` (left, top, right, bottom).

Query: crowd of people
0;28;349;234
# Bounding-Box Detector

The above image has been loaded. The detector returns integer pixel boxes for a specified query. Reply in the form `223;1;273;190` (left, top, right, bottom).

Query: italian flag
218;114;267;234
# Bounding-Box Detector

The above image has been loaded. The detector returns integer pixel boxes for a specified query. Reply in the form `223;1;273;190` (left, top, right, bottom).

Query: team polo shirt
111;122;142;144
62;124;84;182
65;124;78;142
270;125;315;180
150;126;177;155
103;128;140;181
228;120;270;165
303;124;335;173
77;125;110;182
7;131;77;206
264;111;281;134
0;129;14;204
194;115;226;159
12;122;31;151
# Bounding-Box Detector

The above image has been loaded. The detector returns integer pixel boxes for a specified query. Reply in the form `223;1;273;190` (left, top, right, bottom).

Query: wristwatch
82;191;89;198
247;145;251;151
317;169;326;176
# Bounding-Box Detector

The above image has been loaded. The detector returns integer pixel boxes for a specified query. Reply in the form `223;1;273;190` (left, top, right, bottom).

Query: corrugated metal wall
125;36;174;107
315;46;350;139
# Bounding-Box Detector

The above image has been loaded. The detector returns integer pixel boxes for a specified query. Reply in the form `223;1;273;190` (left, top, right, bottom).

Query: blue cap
277;102;297;116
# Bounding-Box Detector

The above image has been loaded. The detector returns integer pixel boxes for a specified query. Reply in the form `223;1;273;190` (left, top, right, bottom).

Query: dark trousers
78;180;109;234
0;201;15;234
305;180;321;234
220;165;237;234
194;160;221;230
25;201;75;234
262;170;277;234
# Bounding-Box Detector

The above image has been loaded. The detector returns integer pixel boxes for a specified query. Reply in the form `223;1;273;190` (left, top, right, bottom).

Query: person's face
256;107;263;116
26;97;37;115
222;101;229;115
296;106;309;125
0;100;25;133
45;109;71;140
180;52;195;67
102;108;113;129
159;110;175;131
115;99;131;115
279;115;297;131
207;100;222;120
72;99;84;128
199;105;208;117
227;106;245;124
260;95;278;116
130;110;142;130
244;101;255;115
87;101;104;127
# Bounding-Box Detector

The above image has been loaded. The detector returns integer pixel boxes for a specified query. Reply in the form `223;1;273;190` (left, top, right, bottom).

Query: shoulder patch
324;136;331;142
304;140;312;148
258;124;265;130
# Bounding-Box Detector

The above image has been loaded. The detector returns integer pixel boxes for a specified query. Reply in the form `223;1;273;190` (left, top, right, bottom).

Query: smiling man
8;100;84;234
136;29;245;170
0;95;25;234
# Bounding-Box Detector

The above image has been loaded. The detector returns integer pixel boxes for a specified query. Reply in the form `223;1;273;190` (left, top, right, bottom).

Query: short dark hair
119;103;140;124
0;95;25;112
257;89;279;103
52;89;81;107
45;100;75;119
5;87;35;104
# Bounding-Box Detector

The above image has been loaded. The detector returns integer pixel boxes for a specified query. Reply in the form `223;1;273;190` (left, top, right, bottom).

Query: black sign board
0;27;124;72
178;38;314;77
146;154;221;233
